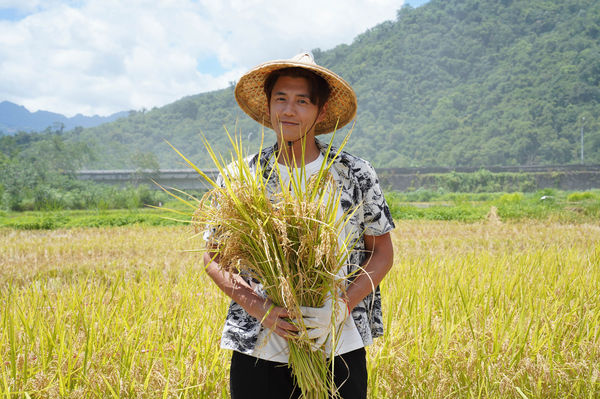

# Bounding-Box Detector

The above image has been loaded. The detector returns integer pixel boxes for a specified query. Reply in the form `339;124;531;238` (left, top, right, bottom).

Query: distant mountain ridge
0;101;129;134
65;0;599;170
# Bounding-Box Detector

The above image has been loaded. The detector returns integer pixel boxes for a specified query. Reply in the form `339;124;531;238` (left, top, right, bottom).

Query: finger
269;318;294;339
262;304;284;326
273;327;288;339
276;317;298;333
274;325;298;339
271;307;290;319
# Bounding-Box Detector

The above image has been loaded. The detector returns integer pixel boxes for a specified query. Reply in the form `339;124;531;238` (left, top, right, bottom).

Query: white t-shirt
249;153;364;363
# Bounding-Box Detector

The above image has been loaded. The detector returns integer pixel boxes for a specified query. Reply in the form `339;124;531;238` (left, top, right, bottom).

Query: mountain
67;0;600;169
0;101;129;134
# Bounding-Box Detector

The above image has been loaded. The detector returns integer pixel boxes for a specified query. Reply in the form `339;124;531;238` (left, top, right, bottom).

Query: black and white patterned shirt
215;139;395;355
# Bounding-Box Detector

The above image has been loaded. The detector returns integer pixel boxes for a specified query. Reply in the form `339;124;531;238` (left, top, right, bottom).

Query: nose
282;101;295;116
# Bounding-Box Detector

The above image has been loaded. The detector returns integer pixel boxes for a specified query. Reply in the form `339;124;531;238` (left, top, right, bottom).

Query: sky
0;0;429;117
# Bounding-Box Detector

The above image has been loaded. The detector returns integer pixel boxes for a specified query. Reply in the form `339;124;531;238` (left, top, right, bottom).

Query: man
203;53;395;398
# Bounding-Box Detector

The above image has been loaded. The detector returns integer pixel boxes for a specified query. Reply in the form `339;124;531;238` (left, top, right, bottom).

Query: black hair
263;67;331;110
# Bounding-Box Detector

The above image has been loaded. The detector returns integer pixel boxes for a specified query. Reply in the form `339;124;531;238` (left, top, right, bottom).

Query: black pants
230;348;367;399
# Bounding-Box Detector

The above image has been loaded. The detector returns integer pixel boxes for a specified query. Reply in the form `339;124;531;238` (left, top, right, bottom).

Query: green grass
387;189;600;223
0;204;191;230
2;189;599;229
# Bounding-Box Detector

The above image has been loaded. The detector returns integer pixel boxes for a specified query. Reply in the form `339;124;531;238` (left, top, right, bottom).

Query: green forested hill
68;0;600;169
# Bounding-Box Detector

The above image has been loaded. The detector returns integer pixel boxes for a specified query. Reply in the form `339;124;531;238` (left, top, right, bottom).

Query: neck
276;136;320;167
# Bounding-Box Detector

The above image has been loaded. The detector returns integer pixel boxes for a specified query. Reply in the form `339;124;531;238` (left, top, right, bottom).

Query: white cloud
0;0;402;116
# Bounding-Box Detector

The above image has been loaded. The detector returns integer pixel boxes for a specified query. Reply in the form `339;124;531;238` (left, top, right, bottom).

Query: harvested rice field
1;221;599;398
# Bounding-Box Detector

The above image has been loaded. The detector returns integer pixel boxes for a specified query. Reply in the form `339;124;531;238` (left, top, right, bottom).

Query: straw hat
234;52;357;135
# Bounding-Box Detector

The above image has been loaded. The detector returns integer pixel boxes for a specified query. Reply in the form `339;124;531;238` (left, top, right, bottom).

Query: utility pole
581;117;585;164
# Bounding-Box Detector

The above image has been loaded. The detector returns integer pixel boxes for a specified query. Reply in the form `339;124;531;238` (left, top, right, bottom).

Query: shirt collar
259;138;342;170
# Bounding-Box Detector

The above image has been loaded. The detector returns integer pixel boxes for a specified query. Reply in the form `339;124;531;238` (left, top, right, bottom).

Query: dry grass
1;221;599;398
370;220;600;398
1;227;229;398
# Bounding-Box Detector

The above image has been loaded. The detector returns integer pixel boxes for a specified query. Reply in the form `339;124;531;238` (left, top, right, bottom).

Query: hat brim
234;59;357;135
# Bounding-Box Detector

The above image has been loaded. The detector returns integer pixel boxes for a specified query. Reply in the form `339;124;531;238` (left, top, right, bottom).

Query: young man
203;53;395;398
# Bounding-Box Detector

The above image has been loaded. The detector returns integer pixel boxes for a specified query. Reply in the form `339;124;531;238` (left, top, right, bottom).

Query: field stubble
1;221;599;398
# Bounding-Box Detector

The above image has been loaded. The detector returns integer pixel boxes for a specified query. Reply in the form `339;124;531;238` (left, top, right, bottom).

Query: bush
567;191;597;202
0;179;171;211
497;192;524;204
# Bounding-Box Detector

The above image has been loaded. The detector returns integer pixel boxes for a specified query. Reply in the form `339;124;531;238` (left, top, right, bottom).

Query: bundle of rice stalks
163;129;356;399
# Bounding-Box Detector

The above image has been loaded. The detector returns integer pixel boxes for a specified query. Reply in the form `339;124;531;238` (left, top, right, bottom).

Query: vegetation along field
1;218;599;398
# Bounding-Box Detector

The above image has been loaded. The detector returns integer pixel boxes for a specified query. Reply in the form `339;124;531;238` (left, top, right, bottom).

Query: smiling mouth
280;121;299;126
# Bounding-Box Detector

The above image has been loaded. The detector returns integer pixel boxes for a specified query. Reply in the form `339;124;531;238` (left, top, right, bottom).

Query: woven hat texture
234;53;357;135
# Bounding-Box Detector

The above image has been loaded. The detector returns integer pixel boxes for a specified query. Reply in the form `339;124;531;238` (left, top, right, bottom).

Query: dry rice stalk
166;129;356;399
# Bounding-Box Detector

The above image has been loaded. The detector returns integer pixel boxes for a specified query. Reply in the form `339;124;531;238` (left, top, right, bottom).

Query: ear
316;102;328;124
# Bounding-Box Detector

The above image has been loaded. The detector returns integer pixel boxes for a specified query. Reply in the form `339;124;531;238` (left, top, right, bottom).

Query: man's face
267;75;326;143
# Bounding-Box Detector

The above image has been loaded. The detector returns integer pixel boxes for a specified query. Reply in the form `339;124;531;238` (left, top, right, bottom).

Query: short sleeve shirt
215;139;395;354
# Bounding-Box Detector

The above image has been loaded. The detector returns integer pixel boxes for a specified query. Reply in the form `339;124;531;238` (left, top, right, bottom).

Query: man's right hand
203;251;297;339
256;300;298;339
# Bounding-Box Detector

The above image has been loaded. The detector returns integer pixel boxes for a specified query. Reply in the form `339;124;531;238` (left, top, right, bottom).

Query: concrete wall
76;169;220;191
77;165;600;192
377;165;600;191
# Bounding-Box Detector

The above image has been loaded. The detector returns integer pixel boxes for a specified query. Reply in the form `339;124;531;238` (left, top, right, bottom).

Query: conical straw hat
235;53;357;135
